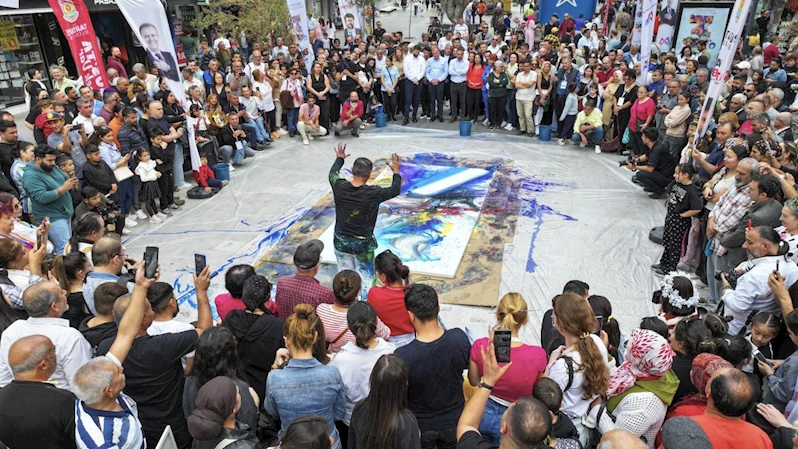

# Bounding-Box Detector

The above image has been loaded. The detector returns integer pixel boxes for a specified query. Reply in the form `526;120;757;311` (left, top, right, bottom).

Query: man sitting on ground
571;99;604;152
335;91;364;138
275;239;335;318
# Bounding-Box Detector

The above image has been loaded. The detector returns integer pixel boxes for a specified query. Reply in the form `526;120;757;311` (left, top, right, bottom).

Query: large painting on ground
319;163;494;278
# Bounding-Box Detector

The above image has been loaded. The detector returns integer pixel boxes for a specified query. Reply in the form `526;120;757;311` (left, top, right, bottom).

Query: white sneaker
504;123;514;131
482;118;489;126
359;124;366;130
302;137;309;145
177;183;192;191
125;217;138;228
595;145;601;154
122;228;132;235
156;212;167;219
308;134;314;140
229;165;236;172
579;142;587;148
135;209;147;220
277;128;288;135
501;121;508;127
150;216;163;224
558;138;566;146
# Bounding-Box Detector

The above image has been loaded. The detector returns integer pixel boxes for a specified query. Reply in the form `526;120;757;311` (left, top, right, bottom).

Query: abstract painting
318;163;494;278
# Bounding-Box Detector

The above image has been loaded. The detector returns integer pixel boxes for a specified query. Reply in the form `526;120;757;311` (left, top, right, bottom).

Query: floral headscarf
674;354;733;408
607;329;676;397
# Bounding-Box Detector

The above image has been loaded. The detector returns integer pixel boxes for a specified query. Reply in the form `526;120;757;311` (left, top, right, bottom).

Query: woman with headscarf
667;353;733;419
587;329;679;449
187;376;267;449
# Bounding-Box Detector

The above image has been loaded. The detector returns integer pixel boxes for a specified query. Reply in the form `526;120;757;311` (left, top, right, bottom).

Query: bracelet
479;381;494;390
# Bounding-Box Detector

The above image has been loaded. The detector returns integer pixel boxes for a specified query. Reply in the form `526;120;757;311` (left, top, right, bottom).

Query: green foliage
197;0;290;42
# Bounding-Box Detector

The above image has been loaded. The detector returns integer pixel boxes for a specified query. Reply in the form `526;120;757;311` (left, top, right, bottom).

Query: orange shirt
690;413;773;449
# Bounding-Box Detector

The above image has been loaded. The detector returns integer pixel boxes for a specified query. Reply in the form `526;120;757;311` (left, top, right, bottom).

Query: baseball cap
44;112;63;122
736;61;751;70
660;417;712;449
294;239;324;269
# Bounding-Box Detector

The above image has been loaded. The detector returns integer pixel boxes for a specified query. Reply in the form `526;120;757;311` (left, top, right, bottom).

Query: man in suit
343;13;363;40
140;23;179;81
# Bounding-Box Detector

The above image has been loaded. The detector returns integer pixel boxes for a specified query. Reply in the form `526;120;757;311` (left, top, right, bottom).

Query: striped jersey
75;392;145;449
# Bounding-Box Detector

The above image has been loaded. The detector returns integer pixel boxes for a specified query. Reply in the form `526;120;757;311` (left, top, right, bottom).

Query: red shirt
764;43;780;65
340;100;364;122
595;68;614;85
274;274;335;318
690;413;773;449
214;292;277;320
194;165;216;188
367;285;414;335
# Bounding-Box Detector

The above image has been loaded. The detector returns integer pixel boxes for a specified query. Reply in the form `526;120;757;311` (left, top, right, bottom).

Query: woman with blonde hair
544;293;611;447
466;293;547;446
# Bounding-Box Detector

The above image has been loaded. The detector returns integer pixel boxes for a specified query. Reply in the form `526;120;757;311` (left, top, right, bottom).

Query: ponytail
575;334;610;399
347;302;378;349
496;292;527;332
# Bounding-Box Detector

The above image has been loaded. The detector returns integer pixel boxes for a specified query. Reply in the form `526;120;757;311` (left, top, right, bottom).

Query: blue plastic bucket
212;163;231;181
459;120;472;136
375;113;387;128
538;125;552;141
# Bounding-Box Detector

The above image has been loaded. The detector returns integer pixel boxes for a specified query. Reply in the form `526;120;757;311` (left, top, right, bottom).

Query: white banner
287;0;316;73
116;0;200;171
655;0;679;51
338;0;364;41
639;0;657;87
695;0;754;139
632;0;643;44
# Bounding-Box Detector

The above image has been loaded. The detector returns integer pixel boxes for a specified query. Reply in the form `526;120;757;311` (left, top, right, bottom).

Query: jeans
404;79;422;118
232;142;256;164
246;118;270;142
420;429;457;449
173;143;186;187
428;82;444;118
571;126;605;145
450;82;467;117
218;145;233;163
117;178;134;215
706;251;727;303
240;120;260;147
287;107;299;132
505;90;517;127
478;398;508;447
206;178;224;188
334;248;375;300
49;218;71;254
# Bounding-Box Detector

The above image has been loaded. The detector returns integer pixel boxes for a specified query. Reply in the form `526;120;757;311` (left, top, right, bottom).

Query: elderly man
774;111;794;142
98;91;120;124
244;49;267;84
0;336;77;449
275;240;335;317
739;100;766;136
425;46;448;122
83;236;135;315
131;63;158;97
729;93;748;123
0;280;91;390
72;97;98;137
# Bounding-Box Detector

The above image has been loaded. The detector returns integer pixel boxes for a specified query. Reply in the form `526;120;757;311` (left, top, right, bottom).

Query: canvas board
319;164;493;278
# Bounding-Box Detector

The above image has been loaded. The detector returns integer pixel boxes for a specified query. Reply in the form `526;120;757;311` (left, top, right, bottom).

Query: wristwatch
479;381;494;390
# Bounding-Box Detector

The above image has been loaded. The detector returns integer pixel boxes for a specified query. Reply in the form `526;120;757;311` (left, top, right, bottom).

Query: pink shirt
629;97;655;132
470;337;547;402
316;303;391;353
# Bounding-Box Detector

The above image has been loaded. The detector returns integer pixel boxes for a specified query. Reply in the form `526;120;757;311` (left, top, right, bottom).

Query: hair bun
297;312;308;319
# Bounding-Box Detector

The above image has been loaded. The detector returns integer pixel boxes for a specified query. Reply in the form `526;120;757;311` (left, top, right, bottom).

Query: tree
197;0;291;44
441;0;470;25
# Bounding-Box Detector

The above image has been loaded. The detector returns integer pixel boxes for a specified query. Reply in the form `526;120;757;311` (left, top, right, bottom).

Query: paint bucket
375;113;387;128
459;120;472;137
538;125;552;142
212;163;231;181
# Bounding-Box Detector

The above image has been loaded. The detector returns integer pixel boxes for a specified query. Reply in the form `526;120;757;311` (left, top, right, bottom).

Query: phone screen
494;330;512;363
753;350;772;367
595;316;605;335
194;254;207;276
144;246;159;279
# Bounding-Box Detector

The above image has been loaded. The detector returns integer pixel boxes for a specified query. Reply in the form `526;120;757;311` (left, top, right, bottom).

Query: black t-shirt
671;353;697;405
457;430;493;449
79;318;118;356
0;380;77;449
339;60;361;94
395;328;470;432
97;330;197;436
646;143;676;177
63;291;89;329
667;182;702;216
552;411;579;441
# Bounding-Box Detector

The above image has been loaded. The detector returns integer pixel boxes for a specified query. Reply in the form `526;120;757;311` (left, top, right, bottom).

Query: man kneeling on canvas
329;143;401;299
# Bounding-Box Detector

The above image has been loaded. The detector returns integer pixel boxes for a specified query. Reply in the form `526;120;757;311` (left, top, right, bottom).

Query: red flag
47;0;109;90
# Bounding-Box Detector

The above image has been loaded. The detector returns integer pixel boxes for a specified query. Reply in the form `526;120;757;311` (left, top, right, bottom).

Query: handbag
622;126;631;145
279;89;294;109
601;127;621;153
113;166;134;182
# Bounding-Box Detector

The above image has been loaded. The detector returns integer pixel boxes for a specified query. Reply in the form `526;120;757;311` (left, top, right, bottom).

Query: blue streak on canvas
518;178;577;273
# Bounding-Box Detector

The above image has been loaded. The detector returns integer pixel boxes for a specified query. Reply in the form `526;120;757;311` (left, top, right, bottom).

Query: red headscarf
676;353;733;407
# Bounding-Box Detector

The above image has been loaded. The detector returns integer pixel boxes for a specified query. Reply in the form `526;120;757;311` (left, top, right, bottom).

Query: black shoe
289;131;295;138
402;118;409;126
450;116;458;123
334;131;340;136
352;131;360;137
438;117;445;123
412;116;418;123
648;191;665;199
651;263;662;270
518;130;526;135
653;267;667;276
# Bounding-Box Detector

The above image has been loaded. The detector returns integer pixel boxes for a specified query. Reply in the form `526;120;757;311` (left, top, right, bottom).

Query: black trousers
428;82;444;118
636;170;671;193
317;98;330;132
383;91;398;117
329;94;340;123
451;82;467;117
404;79;422;118
420;80;430;115
488;95;507;127
156;169;174;209
467;87;483;119
553;93;566;133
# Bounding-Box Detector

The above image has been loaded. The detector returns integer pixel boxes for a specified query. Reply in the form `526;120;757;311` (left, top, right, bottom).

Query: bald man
598;429;647;449
0;335;77;449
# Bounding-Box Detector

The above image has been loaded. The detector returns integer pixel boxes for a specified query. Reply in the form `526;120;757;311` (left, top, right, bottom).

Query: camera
714;270;742;289
619;155;636;167
790;84;798;91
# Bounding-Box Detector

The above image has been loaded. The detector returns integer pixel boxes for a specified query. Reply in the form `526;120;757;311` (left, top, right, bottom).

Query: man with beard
705;157;758;305
721;226;798;335
145;282;195;373
21;146;77;254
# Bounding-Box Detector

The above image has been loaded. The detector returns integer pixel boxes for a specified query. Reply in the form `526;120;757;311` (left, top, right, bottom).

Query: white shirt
245;62;267;84
0;316;91;391
403;54;427;82
183;76;204;98
72;113;97;137
438;37;452;51
147;319;196;370
329;338;395;425
488;43;503;55
548;334;611;417
252;80;275;112
515;70;538;101
213;37;231;51
723;255;798;335
454;23;469;37
271;45;289;59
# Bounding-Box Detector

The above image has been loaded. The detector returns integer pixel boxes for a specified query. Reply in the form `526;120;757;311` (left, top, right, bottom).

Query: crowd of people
4;0;798;448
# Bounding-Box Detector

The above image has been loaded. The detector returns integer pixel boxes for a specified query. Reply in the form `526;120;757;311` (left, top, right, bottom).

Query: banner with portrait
694;0;753;138
639;0;657;86
338;0;364;41
287;0;315;73
632;0;643;44
47;0;109;91
673;3;732;67
117;0;201;171
655;0;680;51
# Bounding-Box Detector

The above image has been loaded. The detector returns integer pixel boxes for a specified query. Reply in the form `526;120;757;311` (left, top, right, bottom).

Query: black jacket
82;160;116;195
0;171;18;197
192;425;268;449
222;310;284;404
79;317;117;357
0;142;18;182
219;125;246;148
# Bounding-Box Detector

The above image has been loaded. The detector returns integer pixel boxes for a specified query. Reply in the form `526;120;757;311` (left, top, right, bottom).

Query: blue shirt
381;66;400;92
764;68;787;83
83;272;134;315
448;57;469;83
99;141;123;170
425;56;448;82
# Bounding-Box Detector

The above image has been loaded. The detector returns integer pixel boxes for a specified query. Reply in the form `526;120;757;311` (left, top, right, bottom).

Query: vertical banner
47;0;109;91
287;0;315;73
656;0;679;51
695;0;753;139
639;0;657;84
632;0;643;44
117;0;200;171
339;0;364;40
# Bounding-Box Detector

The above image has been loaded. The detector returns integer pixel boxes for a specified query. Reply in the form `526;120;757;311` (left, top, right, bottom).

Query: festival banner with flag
639;0;657;85
695;0;753;139
116;0;201;171
538;0;597;34
287;0;315;73
655;0;680;51
47;0;109;91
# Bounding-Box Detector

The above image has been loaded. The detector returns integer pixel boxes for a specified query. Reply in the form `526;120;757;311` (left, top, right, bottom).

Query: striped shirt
75;354;145;449
316;303;391;353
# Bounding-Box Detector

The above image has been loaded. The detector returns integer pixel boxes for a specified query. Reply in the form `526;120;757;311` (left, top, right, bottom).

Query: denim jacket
264;358;346;449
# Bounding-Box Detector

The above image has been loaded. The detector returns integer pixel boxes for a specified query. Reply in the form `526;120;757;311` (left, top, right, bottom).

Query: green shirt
487;72;509;98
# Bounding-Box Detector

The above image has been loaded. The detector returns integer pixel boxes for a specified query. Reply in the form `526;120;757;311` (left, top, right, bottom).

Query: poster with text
338;0;364;40
673;5;731;67
47;0;109;90
287;0;315;71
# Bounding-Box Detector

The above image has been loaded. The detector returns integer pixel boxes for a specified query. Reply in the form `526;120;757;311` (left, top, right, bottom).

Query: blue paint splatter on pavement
517;177;577;273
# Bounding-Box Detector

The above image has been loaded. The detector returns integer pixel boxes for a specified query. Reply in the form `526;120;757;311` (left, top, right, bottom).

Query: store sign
47;0;109;90
0;22;20;51
93;0;117;4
